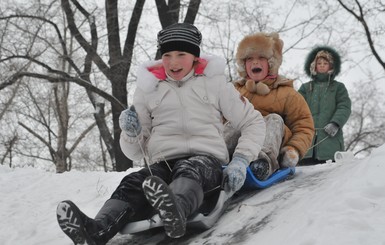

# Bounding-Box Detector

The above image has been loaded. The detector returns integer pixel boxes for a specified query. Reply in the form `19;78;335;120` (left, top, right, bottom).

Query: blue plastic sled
242;166;295;190
120;166;295;235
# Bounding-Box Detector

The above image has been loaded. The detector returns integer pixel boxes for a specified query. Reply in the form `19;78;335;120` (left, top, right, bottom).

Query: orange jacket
234;76;314;158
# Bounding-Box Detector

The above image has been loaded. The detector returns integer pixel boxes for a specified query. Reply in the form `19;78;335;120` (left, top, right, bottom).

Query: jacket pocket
147;88;169;111
191;84;214;105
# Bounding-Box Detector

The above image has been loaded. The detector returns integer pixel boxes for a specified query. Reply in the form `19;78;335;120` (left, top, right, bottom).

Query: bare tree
344;80;385;156
1;0;384;171
0;2;114;172
0;134;18;167
329;0;385;156
337;0;385;71
60;0;201;170
0;0;202;171
0;83;19;166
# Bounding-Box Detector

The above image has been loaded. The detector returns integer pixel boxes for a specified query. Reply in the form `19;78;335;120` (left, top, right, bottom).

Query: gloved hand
119;105;142;137
280;146;299;168
324;122;339;137
222;154;249;193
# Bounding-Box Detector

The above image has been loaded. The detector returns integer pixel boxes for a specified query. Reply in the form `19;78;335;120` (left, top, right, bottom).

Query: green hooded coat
298;46;351;161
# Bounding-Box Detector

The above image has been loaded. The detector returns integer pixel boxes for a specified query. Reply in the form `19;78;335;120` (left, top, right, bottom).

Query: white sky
1;144;385;245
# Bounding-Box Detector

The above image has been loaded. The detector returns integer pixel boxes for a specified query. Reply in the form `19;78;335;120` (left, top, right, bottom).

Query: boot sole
142;176;185;238
56;201;95;245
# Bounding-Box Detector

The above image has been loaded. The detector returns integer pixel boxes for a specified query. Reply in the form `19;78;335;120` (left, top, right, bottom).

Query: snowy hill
1;144;385;245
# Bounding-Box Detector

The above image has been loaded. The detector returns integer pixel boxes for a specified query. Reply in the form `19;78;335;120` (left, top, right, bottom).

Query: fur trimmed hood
304;45;341;78
236;32;283;78
136;54;226;93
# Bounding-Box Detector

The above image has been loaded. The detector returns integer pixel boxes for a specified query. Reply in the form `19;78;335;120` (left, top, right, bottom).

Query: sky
1;144;385;245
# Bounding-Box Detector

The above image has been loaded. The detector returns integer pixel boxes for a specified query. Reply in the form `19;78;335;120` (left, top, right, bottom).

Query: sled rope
307;135;329;151
133;120;172;176
134;125;154;176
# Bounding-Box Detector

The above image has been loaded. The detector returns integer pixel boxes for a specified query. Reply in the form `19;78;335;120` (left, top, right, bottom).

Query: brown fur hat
236;32;283;78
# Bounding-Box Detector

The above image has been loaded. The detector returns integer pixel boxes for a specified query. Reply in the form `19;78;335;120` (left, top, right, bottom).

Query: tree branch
61;0;112;79
185;0;201;24
18;121;56;154
3;72;125;110
0;14;82;74
337;0;385;70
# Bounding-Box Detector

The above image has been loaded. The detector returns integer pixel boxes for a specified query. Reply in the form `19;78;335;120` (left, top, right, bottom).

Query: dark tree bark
61;0;145;171
1;0;202;171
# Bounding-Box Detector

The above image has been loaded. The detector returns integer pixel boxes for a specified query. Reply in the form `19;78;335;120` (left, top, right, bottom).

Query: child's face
316;58;331;74
245;55;269;81
162;51;196;80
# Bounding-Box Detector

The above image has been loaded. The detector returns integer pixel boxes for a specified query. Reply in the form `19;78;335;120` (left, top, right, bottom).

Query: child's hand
119;105;142;137
280;146;299;167
222;154;248;193
324;122;339;137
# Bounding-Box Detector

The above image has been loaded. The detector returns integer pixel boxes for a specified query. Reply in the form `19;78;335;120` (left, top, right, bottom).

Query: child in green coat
298;46;352;164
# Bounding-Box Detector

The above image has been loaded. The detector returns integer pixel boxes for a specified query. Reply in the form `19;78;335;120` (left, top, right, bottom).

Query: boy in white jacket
56;23;265;244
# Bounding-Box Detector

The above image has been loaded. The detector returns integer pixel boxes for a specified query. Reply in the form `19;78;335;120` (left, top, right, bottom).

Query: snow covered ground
1;144;385;245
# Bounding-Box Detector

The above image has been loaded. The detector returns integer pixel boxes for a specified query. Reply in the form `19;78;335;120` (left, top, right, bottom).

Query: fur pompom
245;80;270;95
245;80;256;92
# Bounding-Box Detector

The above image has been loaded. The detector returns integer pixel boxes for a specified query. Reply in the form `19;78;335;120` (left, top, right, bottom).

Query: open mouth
252;67;262;73
171;68;183;74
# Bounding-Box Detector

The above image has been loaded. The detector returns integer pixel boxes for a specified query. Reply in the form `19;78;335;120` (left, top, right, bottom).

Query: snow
1;145;385;245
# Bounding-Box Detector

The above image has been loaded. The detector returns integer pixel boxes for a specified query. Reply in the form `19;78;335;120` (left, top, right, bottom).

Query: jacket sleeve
283;89;315;158
119;88;151;162
219;82;266;163
330;82;351;127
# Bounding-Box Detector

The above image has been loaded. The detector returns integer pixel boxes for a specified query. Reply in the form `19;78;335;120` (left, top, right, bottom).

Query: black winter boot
169;177;204;219
250;159;271;181
142;176;203;238
56;199;132;245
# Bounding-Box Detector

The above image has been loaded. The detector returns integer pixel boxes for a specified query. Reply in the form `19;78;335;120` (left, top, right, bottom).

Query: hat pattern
157;23;202;57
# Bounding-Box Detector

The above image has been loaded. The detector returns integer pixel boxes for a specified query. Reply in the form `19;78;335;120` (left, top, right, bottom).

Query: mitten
280;146;299;168
119;105;142;137
222;154;249;192
324;122;339;137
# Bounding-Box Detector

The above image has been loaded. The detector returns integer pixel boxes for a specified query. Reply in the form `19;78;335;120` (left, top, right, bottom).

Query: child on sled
56;23;265;244
225;32;314;181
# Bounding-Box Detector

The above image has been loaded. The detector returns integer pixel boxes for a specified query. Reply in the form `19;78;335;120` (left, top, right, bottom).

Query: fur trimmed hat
304;45;341;78
236;32;283;78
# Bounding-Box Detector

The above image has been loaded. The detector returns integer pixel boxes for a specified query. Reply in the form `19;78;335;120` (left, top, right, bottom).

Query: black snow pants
109;155;223;221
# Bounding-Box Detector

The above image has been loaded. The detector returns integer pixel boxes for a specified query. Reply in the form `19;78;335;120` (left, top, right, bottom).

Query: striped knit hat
157;23;202;57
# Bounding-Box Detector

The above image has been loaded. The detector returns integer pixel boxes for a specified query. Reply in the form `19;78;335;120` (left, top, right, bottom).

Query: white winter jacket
120;54;265;164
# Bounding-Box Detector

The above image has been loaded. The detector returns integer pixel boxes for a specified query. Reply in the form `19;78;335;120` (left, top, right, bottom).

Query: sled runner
120;188;233;234
120;166;295;235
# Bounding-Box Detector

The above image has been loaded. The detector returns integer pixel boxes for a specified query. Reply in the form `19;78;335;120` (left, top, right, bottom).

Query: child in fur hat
225;32;314;180
298;46;351;164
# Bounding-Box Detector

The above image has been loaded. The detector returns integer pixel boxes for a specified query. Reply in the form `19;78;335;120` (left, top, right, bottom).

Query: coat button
203;96;208;101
